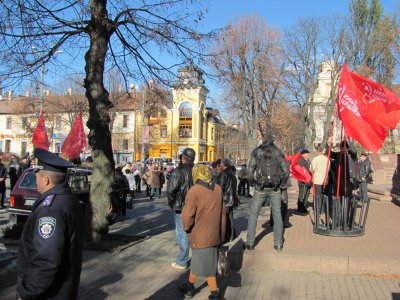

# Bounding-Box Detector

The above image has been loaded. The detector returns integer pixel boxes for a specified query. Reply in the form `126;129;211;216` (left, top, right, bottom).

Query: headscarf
192;164;212;184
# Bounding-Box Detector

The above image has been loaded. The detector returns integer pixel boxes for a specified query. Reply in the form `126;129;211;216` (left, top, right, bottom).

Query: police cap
182;147;196;159
33;148;74;173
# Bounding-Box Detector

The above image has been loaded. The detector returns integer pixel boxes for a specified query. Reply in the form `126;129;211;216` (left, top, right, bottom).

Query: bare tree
210;14;284;152
282;17;321;151
0;0;210;239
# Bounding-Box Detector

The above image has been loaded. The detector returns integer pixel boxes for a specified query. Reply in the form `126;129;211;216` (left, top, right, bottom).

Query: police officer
16;148;84;300
245;132;290;252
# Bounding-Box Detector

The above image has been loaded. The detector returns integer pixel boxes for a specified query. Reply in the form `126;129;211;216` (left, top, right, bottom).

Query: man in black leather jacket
8;154;23;191
357;152;372;202
245;133;289;252
167;148;195;270
219;158;240;243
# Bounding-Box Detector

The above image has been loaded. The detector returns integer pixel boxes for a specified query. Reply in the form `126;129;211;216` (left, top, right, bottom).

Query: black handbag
217;193;232;277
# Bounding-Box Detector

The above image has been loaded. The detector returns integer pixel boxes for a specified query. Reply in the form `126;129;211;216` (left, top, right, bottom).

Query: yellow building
136;66;227;162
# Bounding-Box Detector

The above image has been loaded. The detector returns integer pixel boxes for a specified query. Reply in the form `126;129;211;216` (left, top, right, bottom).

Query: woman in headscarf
179;164;226;300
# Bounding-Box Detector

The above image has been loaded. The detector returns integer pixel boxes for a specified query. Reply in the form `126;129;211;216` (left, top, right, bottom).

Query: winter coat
0;163;7;192
167;163;193;212
148;170;161;188
219;167;240;208
182;181;226;249
357;157;373;184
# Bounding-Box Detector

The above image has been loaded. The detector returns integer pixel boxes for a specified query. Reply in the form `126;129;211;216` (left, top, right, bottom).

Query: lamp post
141;88;146;162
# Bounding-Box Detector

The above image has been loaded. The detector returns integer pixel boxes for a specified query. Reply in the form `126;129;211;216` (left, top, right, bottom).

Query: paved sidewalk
0;189;399;300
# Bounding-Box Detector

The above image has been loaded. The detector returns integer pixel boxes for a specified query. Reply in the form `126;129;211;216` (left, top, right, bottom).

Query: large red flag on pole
32;111;49;150
61;112;87;159
337;64;395;153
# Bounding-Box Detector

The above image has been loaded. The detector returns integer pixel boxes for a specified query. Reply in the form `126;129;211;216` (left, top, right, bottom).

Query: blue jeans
247;187;283;246
151;188;160;198
173;212;190;267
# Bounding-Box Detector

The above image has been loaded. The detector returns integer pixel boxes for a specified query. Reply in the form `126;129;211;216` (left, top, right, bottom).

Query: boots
178;282;195;298
209;290;223;299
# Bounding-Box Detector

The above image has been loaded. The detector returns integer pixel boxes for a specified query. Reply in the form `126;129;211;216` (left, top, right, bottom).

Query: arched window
179;102;192;138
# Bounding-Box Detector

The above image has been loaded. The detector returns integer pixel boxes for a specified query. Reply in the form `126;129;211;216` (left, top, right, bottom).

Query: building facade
0;66;230;163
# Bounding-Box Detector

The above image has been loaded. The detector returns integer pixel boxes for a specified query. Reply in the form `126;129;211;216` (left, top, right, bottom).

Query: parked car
8;168;92;225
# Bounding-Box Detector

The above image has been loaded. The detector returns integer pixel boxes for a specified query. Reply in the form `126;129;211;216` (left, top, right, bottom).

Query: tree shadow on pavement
78;272;123;300
254;222;273;246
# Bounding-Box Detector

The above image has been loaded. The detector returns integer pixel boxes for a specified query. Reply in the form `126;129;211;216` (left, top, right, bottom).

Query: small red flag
32;111;49;150
61;112;87;159
286;152;312;183
337;64;389;153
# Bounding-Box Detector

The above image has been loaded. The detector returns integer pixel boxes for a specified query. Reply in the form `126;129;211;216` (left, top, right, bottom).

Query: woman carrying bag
180;164;226;299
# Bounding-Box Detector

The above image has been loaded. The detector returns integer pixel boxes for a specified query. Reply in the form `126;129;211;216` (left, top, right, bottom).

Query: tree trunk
84;0;115;242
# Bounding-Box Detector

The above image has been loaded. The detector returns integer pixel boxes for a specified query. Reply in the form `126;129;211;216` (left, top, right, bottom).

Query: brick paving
0;188;399;300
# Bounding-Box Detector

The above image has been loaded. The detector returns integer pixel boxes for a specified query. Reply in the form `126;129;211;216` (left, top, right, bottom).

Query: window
122;139;129;150
55;116;62;130
211;128;214;140
5;140;11;152
160;125;167;138
123;115;129;128
21;141;27;156
22;117;28;130
179;102;192;138
6;117;12;130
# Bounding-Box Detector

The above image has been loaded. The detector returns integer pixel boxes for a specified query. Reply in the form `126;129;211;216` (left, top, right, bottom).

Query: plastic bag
217;250;232;277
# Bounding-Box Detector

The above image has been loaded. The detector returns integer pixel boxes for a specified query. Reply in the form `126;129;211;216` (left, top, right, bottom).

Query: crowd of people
11;134;374;300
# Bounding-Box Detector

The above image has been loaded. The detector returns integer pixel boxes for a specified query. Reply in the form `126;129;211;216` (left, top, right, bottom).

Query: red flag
32;111;49;150
337;64;388;153
286;152;312;183
61;112;87;159
348;68;400;129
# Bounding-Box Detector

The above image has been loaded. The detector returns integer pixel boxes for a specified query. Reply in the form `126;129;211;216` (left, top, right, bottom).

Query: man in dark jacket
219;158;240;243
16;148;84;300
297;148;312;215
167;147;195;270
0;158;7;208
357;152;372;202
245;132;290;252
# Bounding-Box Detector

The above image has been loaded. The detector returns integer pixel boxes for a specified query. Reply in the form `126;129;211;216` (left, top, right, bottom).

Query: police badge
39;217;56;239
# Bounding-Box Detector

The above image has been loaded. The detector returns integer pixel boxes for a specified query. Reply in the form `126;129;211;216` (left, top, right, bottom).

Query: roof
206;107;226;125
0;93;141;115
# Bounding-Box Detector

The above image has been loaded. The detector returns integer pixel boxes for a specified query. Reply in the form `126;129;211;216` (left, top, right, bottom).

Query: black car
8;168;91;225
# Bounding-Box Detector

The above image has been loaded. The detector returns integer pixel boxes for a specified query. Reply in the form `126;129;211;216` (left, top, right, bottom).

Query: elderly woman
179;164;226;300
148;165;161;200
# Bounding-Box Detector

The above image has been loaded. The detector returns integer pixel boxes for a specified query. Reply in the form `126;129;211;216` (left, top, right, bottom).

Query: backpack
256;145;282;189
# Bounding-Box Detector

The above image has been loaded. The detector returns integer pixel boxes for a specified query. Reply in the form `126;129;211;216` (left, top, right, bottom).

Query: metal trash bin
313;195;371;236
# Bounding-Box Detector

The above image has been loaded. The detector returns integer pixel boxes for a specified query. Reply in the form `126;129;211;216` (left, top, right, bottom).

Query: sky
16;0;399;99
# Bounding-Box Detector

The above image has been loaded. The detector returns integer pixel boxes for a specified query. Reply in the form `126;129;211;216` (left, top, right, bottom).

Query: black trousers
238;179;249;196
224;207;236;243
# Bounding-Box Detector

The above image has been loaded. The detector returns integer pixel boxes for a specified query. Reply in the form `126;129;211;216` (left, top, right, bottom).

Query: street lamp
31;46;63;112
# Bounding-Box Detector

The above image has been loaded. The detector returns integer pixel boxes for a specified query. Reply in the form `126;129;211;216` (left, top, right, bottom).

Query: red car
8;168;91;224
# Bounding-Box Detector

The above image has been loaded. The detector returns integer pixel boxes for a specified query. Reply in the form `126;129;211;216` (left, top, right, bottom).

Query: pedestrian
179;164;226;299
16;148;84;300
148;165;161;200
357;152;372;202
311;145;330;212
245;132;290;251
113;167;130;217
297;148;312;215
124;169;135;198
237;164;250;197
122;162;133;174
133;169;141;192
219;158;240;243
167;147;196;270
211;159;222;185
8;154;23;192
159;167;166;198
0;158;7;208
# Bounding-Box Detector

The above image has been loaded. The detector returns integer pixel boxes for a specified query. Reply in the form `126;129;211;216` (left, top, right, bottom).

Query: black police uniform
16;149;84;300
